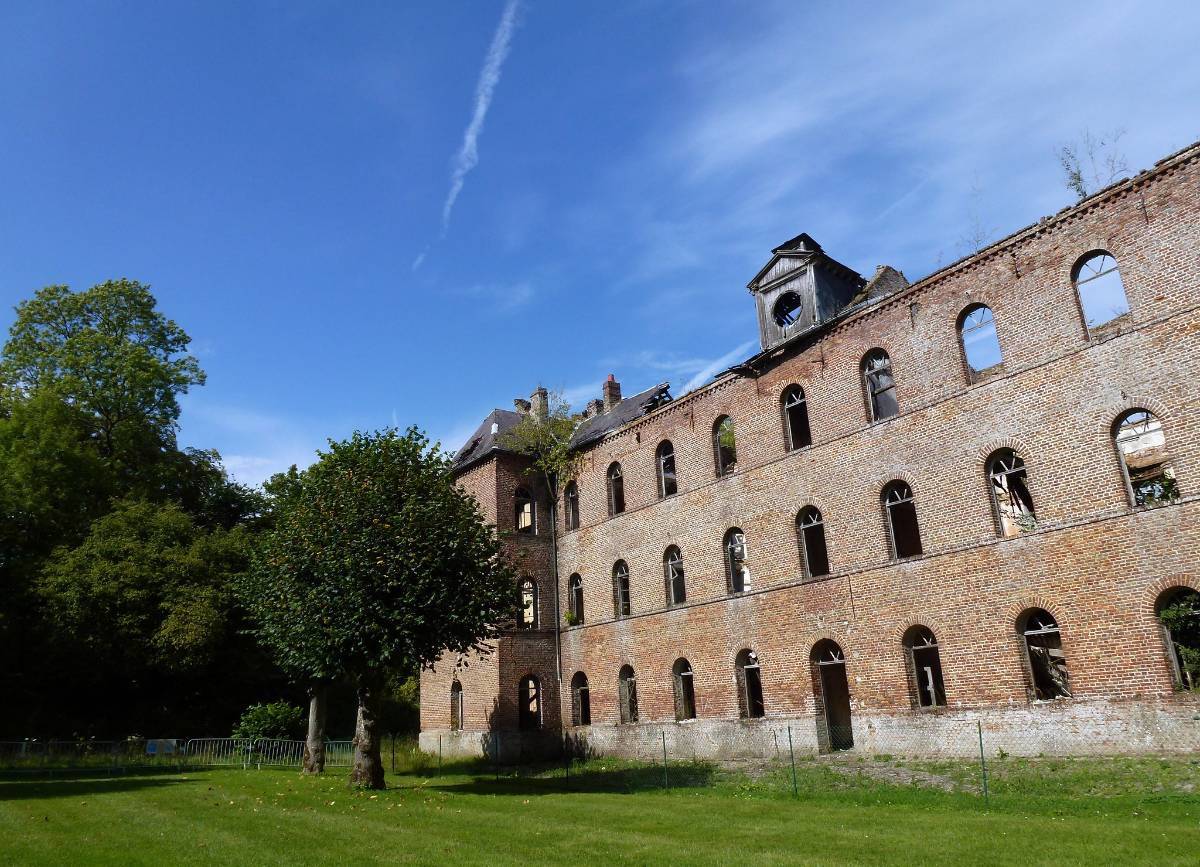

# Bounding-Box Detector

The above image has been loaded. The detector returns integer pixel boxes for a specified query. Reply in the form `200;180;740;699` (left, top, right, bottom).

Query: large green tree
239;428;517;788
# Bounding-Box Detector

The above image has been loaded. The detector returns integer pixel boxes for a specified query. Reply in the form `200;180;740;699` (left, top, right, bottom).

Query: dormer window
772;291;804;328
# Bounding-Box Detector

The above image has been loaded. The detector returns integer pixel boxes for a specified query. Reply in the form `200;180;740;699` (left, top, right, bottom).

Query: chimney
602;374;622;413
529;386;549;422
585;399;603;418
513;398;531;415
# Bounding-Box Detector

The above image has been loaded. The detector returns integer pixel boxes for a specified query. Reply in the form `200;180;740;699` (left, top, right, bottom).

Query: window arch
1074;250;1129;331
450;680;464;731
713;416;737;476
656;440;678;498
881;481;922;559
724;528;750;594
772;290;804;328
519;578;538;629
781;385;812;451
958;304;1003;381
514;487;535;534
570;671;591;726
606;462;625;516
1017;608;1071;700
618;665;638;724
988;449;1036;536
1113;410;1179;507
663;546;686;606
672;658;697;720
734;649;765;718
862;349;898;422
518;675;542;730
612;560;631;618
564;481;580;530
796;507;830;578
1156;587;1200;690
567;573;584;625
903;626;946;708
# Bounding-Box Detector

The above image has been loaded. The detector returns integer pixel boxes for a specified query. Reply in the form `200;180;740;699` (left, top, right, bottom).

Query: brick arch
871;472;920;500
801;629;850;661
889;614;952;647
1003;597;1066;632
1095;397;1174;437
976;436;1036;465
1148;574;1200;615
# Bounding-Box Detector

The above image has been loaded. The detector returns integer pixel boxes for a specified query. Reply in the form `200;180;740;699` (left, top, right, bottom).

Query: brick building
420;140;1200;759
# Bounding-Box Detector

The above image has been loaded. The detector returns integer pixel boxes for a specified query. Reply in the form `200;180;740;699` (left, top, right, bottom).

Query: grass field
1;755;1197;865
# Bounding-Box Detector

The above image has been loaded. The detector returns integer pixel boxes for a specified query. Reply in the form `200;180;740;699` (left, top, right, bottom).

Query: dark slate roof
452;408;524;471
569;382;673;449
848;264;909;306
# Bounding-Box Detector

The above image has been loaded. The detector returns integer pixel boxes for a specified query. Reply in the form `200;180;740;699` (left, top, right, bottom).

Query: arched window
612;560;631;617
1156;588;1200;690
724;528;750;593
672;658;697;720
781;385;812;451
1114;410;1179;507
564;481;580;530
1018;609;1071;700
796;507;829;578
656;440;678;498
618;665;638;724
518;675;542;730
570;671;591;726
450;680;464;731
773;291;804;328
567;573;584;625
606;462;626;516
862;349;898;422
1074;251;1129;331
663;546;686;606
514;487;535;534
959;304;1003;381
519;578;538;629
713;416;737;476
903;626;946;708
881;481;922;559
735;649;765;718
988;449;1036;536
811;639;853;750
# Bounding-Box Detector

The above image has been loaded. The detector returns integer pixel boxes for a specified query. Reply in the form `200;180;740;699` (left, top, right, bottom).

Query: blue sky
1;1;1197;485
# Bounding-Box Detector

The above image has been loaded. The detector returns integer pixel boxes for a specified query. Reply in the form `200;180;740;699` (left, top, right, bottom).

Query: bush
232;701;305;740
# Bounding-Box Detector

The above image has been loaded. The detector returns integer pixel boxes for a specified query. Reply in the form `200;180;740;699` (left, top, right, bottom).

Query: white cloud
679;340;758;394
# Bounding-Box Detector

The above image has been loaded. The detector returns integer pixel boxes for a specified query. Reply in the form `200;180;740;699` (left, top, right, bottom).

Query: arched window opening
1019;609;1071;701
1114;410;1179;507
606;462;626;516
882;481;922;559
781;385;812;451
1156;588;1200;691
570;671;592;726
518;675;542;730
724;528;750;594
612;561;631;618
713;416;737;476
903;626;946;708
663;546;686;606
514;487;535;534
618;665;639;724
810;640;853;751
450;681;464;731
519;578;538;630
564;481;580;530
567;573;584;625
796;507;829;578
656;440;678;498
959;305;1003;381
735;649;765;719
988;450;1037;536
1074;251;1130;331
773;291;804;328
862;349;898;422
672;658;697;720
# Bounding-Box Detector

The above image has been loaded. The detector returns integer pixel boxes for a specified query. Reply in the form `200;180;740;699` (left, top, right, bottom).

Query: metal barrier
184;738;256;768
0;739;184;770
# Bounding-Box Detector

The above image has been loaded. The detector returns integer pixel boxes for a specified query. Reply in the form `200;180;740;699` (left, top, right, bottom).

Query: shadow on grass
414;761;719;797
0;772;196;802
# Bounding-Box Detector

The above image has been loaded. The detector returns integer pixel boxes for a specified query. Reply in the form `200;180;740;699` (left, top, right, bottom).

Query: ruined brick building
420;140;1200;759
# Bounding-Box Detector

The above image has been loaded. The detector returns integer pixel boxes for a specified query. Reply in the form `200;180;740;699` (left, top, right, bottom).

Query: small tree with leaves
1056;128;1130;201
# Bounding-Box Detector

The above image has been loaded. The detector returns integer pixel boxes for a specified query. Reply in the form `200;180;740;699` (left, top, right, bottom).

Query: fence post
976;721;990;807
787;726;799;798
391;734;395;773
661;730;668;790
438;734;442;775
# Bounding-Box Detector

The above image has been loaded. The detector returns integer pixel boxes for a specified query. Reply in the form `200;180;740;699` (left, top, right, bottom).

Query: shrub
232;701;305;740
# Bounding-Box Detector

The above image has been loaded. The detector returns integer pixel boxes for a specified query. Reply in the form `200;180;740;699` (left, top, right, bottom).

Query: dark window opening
863;349;898;421
656;440;678;498
518;676;542;730
612;561;631;618
619;665;638;724
713;416;737;476
664;546;686;606
782;385;812;451
514;487;535;534
571;672;591;726
607;462;626;516
564;481;580;530
673;658;697;720
882;481;923;559
797;507;829;578
736;649;765;718
450;681;463;731
1157;588;1200;691
568;573;584;625
519;578;538;630
959;305;1004;381
725;528;750;593
1075;251;1130;331
1114;410;1180;507
1019;609;1071;701
904;626;947;708
773;291;804;328
989;450;1037;536
811;640;853;751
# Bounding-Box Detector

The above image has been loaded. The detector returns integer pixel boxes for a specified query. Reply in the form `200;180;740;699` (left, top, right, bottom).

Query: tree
1056;128;1130;201
239;428;517;788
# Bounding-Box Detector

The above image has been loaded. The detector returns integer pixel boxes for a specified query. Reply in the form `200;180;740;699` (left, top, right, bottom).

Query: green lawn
1;756;1196;865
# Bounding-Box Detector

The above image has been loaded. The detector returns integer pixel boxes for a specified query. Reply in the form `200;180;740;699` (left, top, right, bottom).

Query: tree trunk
350;682;385;789
301;684;327;774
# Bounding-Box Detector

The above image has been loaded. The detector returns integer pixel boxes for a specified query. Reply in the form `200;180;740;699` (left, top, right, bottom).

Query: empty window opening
1019;609;1071;701
564;481;580;530
811;640;853;751
664;546;686;606
773;291;804;328
1114;410;1179;507
514;487;535;534
607;462;626;516
989;449;1037;536
1074;251;1130;331
724;528;751;593
618;665;639;724
713;416;737;476
518;675;542;730
882;481;923;559
959;304;1004;381
568;573;584;625
450;681;464;731
656;440;678;498
782;385;812;451
1156;587;1200;691
735;649;765;718
796;507;830;578
862;349;898;421
519;578;538;630
672;658;697;720
612;560;631;618
571;671;592;726
904;626;947;708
